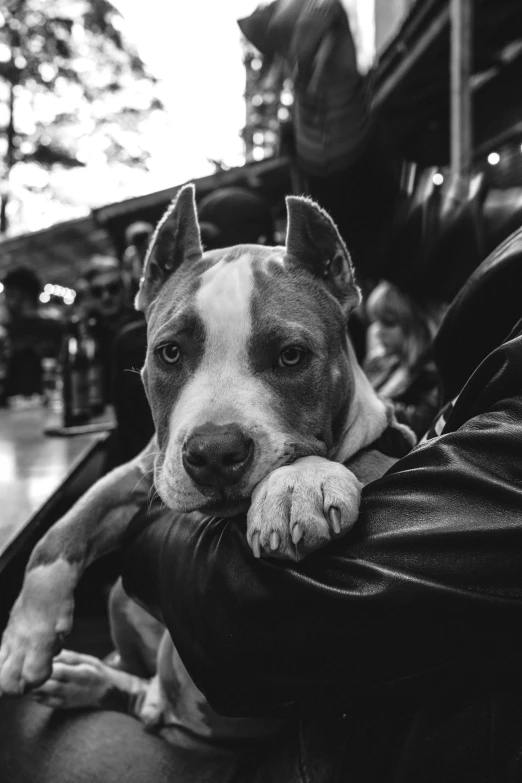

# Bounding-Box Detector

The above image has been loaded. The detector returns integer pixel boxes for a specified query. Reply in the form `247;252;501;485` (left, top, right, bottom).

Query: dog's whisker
147;487;165;513
132;468;156;495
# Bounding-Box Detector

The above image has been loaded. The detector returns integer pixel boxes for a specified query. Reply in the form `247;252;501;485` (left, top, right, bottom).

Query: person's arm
122;332;522;717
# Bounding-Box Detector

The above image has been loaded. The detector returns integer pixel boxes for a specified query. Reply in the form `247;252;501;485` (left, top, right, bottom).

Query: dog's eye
278;346;306;368
157;343;181;366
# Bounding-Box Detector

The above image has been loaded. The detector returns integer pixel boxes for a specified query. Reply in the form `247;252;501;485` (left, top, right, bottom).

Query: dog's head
136;184;375;515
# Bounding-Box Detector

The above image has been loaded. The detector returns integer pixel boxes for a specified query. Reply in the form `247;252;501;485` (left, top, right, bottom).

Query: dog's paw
246;456;363;561
136;675;174;733
0;569;75;696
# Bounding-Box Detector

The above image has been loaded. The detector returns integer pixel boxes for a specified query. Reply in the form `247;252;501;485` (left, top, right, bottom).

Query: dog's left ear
136;184;202;312
285;195;361;315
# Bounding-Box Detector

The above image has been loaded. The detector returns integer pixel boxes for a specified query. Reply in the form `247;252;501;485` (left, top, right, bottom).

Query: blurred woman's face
373;315;405;355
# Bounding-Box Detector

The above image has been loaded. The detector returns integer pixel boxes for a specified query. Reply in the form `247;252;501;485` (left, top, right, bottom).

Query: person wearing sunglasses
84;258;128;322
82;256;143;403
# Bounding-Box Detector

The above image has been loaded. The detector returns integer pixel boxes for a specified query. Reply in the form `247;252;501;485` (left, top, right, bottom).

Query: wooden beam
450;0;473;176
474;121;522;161
372;7;450;111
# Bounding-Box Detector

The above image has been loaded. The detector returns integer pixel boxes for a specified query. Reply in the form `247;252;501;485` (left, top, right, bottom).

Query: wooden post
450;0;473;178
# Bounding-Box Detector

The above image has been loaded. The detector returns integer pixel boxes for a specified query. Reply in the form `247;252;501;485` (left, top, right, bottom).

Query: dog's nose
182;424;254;488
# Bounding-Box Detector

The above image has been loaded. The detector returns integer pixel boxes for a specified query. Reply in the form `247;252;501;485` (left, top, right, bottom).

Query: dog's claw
329;507;341;534
247;457;363;562
252;532;261;559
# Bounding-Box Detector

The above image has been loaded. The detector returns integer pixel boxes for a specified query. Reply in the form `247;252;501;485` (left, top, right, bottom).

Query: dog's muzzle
182;423;254;489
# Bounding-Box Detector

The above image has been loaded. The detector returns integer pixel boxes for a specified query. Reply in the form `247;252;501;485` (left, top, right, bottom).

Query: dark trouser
0;695;263;783
4;664;522;783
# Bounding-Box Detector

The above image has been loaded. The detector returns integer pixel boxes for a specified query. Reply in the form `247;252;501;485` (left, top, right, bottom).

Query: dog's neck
329;340;390;464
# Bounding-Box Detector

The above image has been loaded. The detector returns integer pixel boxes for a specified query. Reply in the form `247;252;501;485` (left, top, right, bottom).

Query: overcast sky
113;0;258;188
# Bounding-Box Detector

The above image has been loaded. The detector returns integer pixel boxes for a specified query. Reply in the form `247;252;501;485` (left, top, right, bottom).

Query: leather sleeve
121;332;522;716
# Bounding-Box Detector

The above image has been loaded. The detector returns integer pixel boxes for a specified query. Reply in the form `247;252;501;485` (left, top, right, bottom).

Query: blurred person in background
122;221;154;299
1;265;63;400
70;278;91;321
82;255;142;402
197;186;276;249
83;255;134;328
363;280;444;437
107;224;153;459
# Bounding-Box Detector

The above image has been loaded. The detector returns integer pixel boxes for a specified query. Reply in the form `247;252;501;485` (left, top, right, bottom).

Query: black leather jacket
122;227;522;782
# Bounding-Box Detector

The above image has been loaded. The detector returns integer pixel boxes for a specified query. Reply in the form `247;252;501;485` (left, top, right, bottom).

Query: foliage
0;0;163;232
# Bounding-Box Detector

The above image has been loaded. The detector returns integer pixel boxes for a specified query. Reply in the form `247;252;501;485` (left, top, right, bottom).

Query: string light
40;284;76;303
432;172;444;186
488;152;500;165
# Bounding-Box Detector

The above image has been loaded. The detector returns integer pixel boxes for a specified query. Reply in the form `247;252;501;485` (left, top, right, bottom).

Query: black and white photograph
0;1;521;780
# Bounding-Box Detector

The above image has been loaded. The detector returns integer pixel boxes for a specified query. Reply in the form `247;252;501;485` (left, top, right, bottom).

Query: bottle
84;317;105;417
61;316;90;427
41;356;61;412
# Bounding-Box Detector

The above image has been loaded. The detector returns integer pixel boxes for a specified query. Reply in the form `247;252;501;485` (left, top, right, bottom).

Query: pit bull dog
0;185;414;737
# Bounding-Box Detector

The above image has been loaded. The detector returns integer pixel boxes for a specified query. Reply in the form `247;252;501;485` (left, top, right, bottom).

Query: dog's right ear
136;184;202;313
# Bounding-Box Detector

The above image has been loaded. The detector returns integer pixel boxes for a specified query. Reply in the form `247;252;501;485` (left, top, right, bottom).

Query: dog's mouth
196;496;251;516
161;485;251;517
186;480;253;512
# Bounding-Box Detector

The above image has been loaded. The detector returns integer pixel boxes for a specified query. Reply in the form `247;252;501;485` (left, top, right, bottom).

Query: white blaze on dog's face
137;185;371;515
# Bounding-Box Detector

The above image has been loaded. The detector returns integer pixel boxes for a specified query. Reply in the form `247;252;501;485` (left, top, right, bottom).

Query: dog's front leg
247;456;363;561
0;436;158;696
